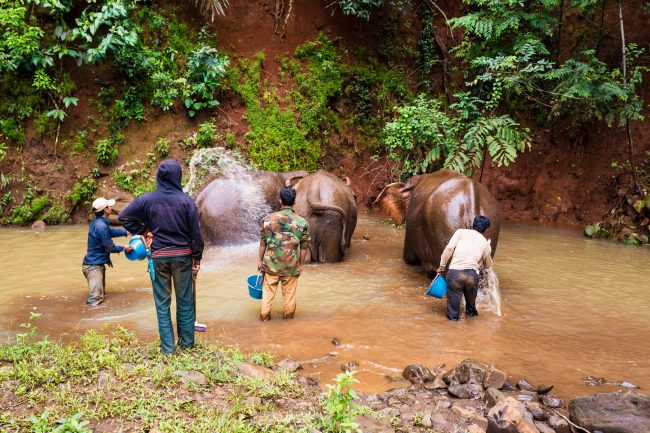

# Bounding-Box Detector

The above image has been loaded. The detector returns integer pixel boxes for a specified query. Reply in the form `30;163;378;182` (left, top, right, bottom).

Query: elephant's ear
373;181;413;225
285;176;304;188
342;177;357;201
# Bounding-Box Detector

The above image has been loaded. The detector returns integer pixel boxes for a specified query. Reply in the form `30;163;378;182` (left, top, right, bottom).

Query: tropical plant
322;371;362;433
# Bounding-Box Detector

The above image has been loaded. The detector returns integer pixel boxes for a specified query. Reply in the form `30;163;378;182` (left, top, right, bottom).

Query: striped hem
151;248;192;258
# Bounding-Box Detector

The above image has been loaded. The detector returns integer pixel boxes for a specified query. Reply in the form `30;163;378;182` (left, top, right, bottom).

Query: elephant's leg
403;228;421;266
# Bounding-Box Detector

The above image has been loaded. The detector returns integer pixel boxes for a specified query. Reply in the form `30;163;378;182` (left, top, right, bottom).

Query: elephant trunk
307;196;348;255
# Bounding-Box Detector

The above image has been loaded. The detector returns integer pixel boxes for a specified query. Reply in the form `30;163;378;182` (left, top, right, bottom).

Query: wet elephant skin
292;170;358;263
376;170;500;276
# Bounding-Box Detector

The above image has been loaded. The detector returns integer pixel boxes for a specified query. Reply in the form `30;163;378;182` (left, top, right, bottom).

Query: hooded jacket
118;160;204;260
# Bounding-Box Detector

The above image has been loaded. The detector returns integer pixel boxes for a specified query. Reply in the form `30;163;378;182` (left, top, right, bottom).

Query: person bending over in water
258;187;310;321
82;197;133;307
436;215;493;321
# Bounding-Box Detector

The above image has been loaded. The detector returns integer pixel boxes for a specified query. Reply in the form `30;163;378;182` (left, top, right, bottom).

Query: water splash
184;147;253;196
476;267;503;316
186;147;273;244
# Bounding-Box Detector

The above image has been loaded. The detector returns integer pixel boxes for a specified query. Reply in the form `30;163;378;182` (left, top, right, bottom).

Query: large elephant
375;170;500;276
196;170;308;245
290;170;357;263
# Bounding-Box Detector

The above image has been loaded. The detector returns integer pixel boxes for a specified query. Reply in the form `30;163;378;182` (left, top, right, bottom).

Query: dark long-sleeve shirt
82;216;127;266
118;160;204;260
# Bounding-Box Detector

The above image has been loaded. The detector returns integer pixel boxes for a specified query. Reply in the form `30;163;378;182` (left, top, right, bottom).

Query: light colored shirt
439;228;492;273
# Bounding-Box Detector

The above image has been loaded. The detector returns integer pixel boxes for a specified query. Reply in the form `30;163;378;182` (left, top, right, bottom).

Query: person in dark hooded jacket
119;159;204;354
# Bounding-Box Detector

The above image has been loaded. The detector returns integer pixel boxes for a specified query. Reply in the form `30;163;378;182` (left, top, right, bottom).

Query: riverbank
1;326;648;433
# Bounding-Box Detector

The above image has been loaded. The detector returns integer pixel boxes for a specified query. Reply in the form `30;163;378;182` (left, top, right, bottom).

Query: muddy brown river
1;214;649;398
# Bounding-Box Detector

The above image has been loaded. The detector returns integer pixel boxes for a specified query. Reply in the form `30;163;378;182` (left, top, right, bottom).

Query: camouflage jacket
260;207;310;276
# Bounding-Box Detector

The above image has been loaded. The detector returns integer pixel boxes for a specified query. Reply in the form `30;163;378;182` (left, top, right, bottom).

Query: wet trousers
83;264;106;306
260;274;298;320
446;269;479;320
152;256;195;354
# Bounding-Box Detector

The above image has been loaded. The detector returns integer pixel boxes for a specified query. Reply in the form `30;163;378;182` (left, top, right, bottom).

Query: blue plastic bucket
125;236;148;261
247;274;263;300
425;274;447;298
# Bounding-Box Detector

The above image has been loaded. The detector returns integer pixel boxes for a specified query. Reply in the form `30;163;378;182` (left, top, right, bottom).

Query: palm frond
193;0;229;22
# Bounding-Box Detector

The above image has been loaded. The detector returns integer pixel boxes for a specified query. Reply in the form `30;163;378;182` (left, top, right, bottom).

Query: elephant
374;169;500;277
196;170;308;245
289;169;358;263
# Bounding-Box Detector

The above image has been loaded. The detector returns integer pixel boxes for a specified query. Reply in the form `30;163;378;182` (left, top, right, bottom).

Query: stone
171;370;208;386
236;362;273;380
402;364;434;384
436;397;452;409
331;337;341;346
525;402;548;421
467;425;486;433
501;381;517;391
340;361;359;372
424;376;448;390
568;391;650;433
278;359;302;373
448;382;483;399
618;380;640;389
457;358;491;385
484;366;507;389
535;384;554;395
430;412;448;427
31;220;46;230
422;413;433;428
485;387;507;408
442;368;458;385
517;379;536;393
533;421;554;433
352;415;395;433
547;415;570;433
451;405;477;420
486;397;540;433
540;393;563;408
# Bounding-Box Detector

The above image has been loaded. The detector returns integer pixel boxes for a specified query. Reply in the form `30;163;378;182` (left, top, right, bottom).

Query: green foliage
196;120;220;148
4;193;50;225
155;137;170;157
322;371;362;433
43;200;68;225
184;42;229;117
95;134;123;166
384;93;531;178
337;0;393;20
114;163;155;197
68;177;97;206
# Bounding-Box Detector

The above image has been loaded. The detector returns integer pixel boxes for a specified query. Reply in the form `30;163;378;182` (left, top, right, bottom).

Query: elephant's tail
307;195;348;254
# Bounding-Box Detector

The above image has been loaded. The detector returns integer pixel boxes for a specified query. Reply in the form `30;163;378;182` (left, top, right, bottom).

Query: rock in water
568;391;650;433
402;365;434;384
517;378;536;393
540;393;563;408
457;359;490;385
31;220;46;230
484;366;507;389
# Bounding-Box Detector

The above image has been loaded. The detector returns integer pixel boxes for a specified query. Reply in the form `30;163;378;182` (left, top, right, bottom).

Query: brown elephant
375;170;500;277
290;170;357;263
196;170;308;245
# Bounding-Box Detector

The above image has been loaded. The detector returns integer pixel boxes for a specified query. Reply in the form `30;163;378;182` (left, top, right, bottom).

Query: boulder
457;359;491;385
517;379;536;393
171;370;208;386
278;359;302;373
485;387;507;408
435;397;452;409
535;384;554;395
484;366;507;389
428;412;448;428
547;415;570;433
568;391;650;433
424;376;448;390
540;393;563;408
31;220;46;230
486;397;540;433
402;364;434;384
236;362;273;380
448;382;483;399
525;402;548;421
451;405;478;420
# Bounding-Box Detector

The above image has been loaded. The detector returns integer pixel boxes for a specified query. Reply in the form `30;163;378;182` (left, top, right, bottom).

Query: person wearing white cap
82;197;133;306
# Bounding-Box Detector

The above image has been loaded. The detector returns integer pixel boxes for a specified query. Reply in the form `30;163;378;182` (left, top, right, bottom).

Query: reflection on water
0;215;649;398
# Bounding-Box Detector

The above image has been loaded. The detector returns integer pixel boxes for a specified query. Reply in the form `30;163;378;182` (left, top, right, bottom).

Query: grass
0;320;364;433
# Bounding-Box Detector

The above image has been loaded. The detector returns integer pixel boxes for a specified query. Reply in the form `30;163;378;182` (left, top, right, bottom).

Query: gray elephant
375;169;500;277
290;170;357;263
196;170;307;245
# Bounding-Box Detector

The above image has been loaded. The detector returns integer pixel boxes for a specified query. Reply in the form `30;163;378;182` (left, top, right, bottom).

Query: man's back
261;208;309;276
444;228;492;273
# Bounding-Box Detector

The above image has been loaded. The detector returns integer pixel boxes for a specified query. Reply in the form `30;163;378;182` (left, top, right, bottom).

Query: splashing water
476;267;502;316
184;147;253;196
185;147;273;244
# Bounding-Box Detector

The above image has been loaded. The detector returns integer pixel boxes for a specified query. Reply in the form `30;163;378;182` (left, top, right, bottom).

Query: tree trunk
617;0;643;195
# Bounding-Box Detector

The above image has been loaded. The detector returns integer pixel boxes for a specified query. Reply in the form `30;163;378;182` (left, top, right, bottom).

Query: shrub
43;201;68;225
184;44;229;117
196;120;219;148
155;137;171;157
68;178;97;206
322;371;362;433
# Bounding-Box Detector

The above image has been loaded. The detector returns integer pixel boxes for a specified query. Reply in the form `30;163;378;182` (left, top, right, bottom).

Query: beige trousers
260;274;299;320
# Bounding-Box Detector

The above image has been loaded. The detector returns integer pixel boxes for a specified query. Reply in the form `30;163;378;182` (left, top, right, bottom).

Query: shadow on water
0;215;649;398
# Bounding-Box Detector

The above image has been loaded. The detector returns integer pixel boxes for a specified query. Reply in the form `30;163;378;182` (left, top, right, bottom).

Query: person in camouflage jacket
258;187;310;321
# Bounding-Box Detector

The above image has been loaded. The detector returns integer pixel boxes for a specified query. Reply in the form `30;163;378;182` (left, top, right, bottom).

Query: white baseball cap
92;197;116;212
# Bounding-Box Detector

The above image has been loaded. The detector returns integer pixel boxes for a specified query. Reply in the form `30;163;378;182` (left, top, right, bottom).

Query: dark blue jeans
152;256;194;354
